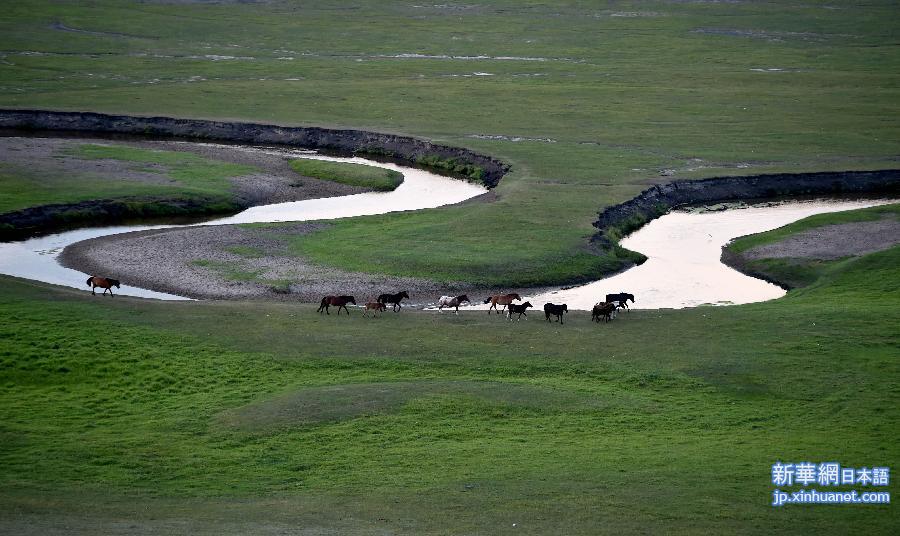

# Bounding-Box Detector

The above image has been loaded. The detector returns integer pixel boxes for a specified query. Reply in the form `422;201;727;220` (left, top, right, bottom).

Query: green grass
192;259;261;282
0;0;897;281
289;158;403;191
0;143;255;214
725;204;900;288
0;241;897;532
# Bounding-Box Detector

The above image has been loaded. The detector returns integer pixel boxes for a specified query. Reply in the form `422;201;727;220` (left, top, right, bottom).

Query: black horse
544;303;567;323
507;301;533;321
377;290;410;312
605;292;635;311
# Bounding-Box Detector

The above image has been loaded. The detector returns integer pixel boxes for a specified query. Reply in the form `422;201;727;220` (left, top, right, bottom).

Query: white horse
437;294;470;314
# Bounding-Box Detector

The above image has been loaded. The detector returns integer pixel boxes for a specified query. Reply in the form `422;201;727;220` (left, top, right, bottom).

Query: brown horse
363;301;387;317
86;276;120;297
483;292;521;314
591;302;617;323
317;295;356;315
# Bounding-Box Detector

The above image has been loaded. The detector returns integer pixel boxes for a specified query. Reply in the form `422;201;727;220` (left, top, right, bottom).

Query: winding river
0;140;893;308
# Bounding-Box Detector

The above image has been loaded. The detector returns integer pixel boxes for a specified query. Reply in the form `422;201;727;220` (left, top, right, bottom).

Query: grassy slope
0;0;897;283
0;143;255;214
0;245;898;533
725;203;900;288
288;158;403;191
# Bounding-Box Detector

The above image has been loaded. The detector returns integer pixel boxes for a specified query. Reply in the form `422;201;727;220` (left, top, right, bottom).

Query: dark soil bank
0;110;509;185
0;109;509;240
590;170;900;249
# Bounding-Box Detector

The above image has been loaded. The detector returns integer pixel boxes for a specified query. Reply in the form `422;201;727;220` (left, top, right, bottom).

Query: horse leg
91;285;96;296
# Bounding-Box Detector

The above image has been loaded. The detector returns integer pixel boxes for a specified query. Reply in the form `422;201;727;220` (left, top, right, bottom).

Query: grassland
289;158;403;191
1;1;899;533
1;234;898;533
0;142;255;214
0;0;897;282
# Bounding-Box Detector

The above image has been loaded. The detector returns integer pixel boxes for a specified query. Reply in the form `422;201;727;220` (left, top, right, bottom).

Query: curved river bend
0;143;486;300
0;140;893;308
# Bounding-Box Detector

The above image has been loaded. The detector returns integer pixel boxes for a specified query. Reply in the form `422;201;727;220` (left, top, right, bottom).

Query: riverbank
721;203;900;290
0;136;385;240
59;222;555;303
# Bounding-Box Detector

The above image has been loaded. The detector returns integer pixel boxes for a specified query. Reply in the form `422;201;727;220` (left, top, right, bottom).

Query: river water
526;198;896;310
0;141;893;308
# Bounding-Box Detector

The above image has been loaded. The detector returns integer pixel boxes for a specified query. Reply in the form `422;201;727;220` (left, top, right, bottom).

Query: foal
507;301;533;321
363;301;387;317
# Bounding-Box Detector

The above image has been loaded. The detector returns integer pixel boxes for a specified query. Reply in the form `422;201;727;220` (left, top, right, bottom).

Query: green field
0;143;255;214
1;1;899;533
1;224;898;532
289;158;403;191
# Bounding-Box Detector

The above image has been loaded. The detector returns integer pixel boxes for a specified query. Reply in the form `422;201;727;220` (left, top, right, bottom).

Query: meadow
1;230;898;532
0;1;898;533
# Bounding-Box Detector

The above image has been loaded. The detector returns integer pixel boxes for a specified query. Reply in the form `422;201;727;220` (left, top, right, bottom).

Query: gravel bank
739;217;900;260
58;223;530;304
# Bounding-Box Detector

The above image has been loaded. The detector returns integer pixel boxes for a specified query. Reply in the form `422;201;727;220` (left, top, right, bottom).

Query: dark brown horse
591;302;617;323
317;295;356;315
86;276;120;297
605;293;635;311
377;290;410;312
544;303;567;323
483;293;521;315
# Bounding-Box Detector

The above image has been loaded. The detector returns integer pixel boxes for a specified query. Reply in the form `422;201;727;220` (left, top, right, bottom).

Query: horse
592;302;617;323
86;276;120;297
483;293;521;315
544;303;567;323
605;292;635;311
437;294;470;314
507;301;533;321
363;301;387;317
317;295;356;315
377;290;410;312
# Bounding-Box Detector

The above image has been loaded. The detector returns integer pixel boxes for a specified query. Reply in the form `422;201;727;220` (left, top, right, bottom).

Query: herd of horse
86;274;635;322
316;289;636;323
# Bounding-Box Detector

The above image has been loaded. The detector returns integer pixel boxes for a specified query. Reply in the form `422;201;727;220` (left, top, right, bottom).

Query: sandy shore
59;223;547;305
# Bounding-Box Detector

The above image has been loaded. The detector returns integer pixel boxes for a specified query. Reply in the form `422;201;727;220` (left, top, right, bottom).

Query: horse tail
483;297;492;304
86;277;93;287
